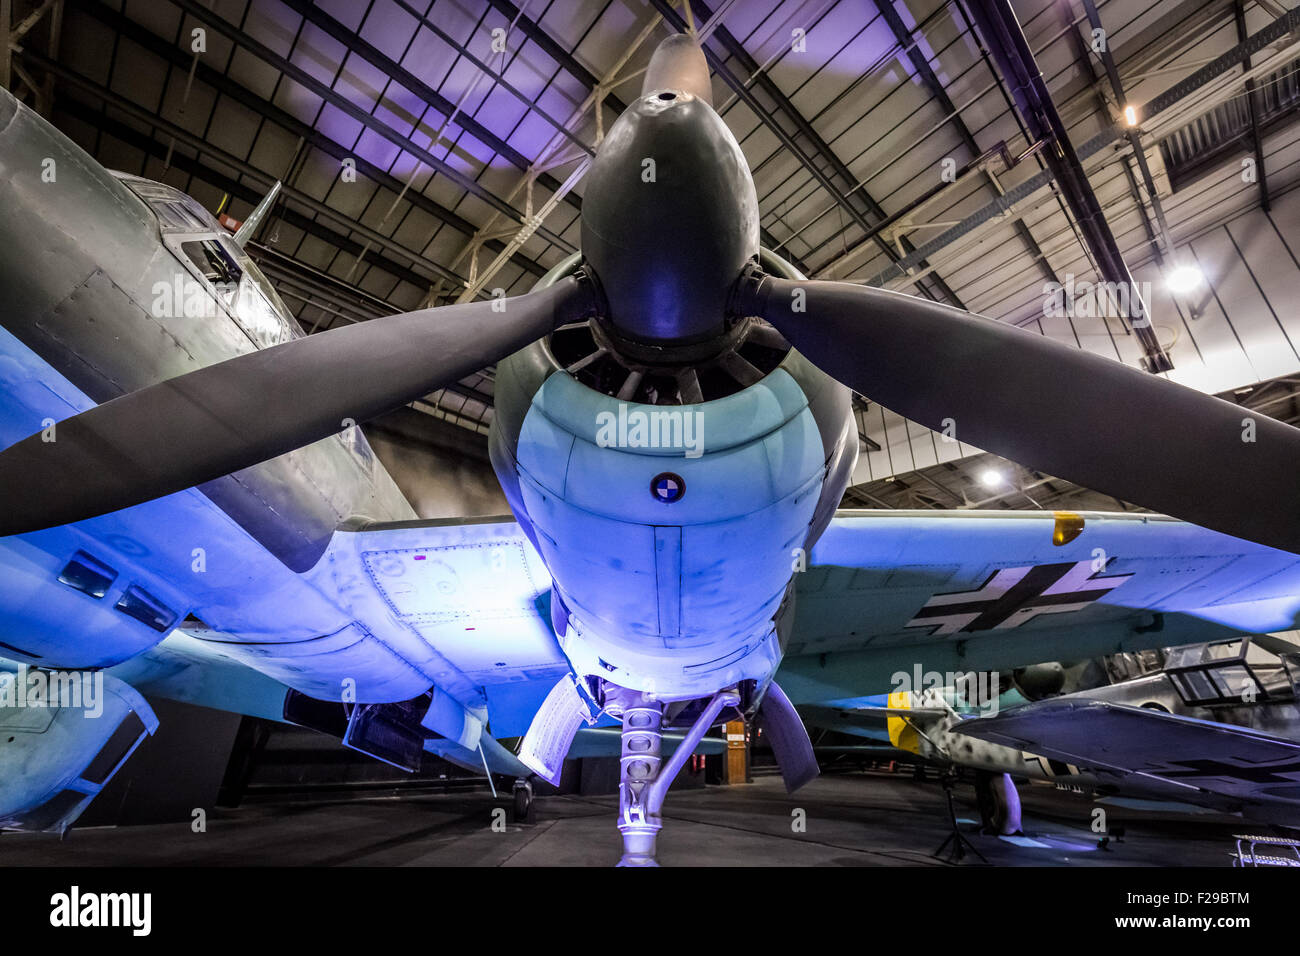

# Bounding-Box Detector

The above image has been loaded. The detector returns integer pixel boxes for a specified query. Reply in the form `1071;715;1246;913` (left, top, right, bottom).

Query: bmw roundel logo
651;472;685;503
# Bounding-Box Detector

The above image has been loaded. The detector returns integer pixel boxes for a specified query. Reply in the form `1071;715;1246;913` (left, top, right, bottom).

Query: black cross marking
908;562;1132;634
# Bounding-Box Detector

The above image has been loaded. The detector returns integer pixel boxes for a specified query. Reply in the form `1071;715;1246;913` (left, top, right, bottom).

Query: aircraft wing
952;698;1300;804
799;703;948;732
108;509;1300;767
110;516;570;775
185;508;1300;726
156;515;566;743
108;628;299;724
778;509;1300;704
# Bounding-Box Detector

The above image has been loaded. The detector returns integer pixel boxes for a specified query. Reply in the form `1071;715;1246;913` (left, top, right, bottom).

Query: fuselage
885;676;1300;823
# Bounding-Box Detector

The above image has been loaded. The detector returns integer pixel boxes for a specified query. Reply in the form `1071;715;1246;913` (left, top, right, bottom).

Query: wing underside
778;509;1300;704
954;698;1300;804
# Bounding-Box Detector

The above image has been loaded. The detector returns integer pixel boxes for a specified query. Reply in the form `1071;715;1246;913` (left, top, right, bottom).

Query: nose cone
642;33;714;107
581;91;759;344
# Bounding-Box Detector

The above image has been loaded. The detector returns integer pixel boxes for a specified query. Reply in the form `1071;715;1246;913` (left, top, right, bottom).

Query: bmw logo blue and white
650;472;685;503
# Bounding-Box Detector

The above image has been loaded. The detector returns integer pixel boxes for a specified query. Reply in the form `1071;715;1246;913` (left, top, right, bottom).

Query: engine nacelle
495;364;832;700
490;249;855;702
0;666;157;832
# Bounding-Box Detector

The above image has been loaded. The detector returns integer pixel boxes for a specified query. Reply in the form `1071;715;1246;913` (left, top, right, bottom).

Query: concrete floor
0;771;1245;866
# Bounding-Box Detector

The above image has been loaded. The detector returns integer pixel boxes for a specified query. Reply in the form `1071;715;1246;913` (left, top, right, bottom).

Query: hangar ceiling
5;0;1300;513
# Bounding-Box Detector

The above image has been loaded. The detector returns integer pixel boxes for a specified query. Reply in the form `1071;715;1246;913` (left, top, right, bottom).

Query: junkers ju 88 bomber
6;32;1300;866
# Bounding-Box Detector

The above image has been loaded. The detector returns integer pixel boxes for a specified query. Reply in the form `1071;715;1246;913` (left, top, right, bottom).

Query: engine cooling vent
548;318;790;406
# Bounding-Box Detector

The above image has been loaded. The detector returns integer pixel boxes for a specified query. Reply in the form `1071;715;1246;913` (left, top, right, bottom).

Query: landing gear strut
611;686;739;867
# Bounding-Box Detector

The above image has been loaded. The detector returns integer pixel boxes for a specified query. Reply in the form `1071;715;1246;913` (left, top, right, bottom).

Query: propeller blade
0;275;595;536
641;34;713;106
738;271;1300;554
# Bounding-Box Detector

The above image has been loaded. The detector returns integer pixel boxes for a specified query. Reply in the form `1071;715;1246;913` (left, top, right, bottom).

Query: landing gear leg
615;695;664;867
612;686;739;867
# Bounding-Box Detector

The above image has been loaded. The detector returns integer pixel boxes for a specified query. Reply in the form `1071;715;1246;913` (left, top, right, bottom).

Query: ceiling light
979;468;1004;489
1166;263;1203;294
1123;104;1138;126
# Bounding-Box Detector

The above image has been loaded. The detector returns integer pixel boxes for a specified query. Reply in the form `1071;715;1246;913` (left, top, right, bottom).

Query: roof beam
964;0;1171;369
652;0;964;307
1234;0;1271;211
1076;0;1180;269
390;0;592;161
484;0;625;110
865;1;1300;292
814;0;1059;290
280;0;588;217
166;0;573;254
68;0;547;279
484;0;811;275
1056;2;1166;271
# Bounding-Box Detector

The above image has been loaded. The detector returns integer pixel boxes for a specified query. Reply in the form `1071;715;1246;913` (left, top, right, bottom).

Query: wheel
511;778;534;823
